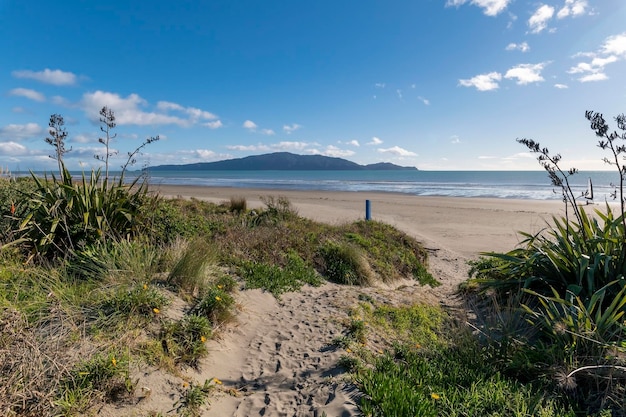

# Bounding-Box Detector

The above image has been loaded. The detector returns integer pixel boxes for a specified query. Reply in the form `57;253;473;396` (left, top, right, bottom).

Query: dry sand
108;186;567;416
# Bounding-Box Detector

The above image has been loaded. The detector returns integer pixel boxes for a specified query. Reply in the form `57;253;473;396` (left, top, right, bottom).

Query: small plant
168;238;216;295
102;283;170;319
162;314;212;367
175;379;215;417
319;241;372;286
229;196;247;213
191;286;235;325
238;251;323;297
57;351;133;415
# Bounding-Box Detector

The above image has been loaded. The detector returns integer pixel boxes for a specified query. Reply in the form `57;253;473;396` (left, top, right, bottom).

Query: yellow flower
182;382;189;388
217;285;223;289
213;378;222;385
143;284;148;290
153;308;160;314
415;343;421;349
201;335;207;343
346;348;352;353
215;296;222;302
111;357;117;367
431;393;440;400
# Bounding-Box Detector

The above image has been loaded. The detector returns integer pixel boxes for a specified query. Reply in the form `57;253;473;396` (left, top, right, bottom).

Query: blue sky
1;0;625;171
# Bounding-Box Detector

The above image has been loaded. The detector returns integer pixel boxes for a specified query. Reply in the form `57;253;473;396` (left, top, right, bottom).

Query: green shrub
191;286;235;325
238;250;323;297
14;165;148;261
162;314;212;367
102;283;170;319
319;241;372;286
57;351;133;415
168;239;216;294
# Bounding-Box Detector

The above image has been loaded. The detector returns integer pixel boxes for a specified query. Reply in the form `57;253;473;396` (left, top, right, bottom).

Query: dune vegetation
2;109;625;416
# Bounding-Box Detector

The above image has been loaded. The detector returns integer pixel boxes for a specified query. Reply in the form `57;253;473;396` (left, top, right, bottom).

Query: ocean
140;170;623;202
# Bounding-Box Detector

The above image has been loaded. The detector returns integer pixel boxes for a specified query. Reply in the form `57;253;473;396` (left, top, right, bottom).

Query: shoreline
152;184;567;258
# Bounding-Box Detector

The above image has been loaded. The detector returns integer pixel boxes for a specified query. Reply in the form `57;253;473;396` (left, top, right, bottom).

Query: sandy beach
118;185;569;416
154;184;566;258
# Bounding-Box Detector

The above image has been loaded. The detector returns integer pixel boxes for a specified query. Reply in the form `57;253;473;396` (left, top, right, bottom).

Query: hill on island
148;152;417;171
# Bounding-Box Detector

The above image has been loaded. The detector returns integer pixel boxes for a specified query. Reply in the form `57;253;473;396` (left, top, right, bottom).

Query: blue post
365;199;371;221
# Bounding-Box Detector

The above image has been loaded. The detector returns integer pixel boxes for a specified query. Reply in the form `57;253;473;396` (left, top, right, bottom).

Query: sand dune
122;186;568;416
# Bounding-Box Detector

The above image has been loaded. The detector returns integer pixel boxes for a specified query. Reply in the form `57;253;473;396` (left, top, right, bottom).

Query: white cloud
528;5;555;34
272;141;310;151
554;83;569;89
0;123;44;140
579;72;608;82
0;141;29;155
347;140;360;147
195;149;216;159
203;120;223;129
367;137;383;145
323;145;355;158
396;89;403;99
377;146;417;157
227;144;271;152
602;32;626;57
568;33;626;82
505;42;530;52
157;101;218;121
557;0;588;19
82;91;189;126
375;83;386;88
504;63;547;85
73;133;95;144
451;135;461;144
243;120;258;130
12;68;77;86
283;123;302;134
418;96;430;105
459;72;502;91
261;128;275;136
9;88;45;102
446;0;512;16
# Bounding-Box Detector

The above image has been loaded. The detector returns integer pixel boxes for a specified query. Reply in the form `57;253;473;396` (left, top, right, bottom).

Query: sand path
154;188;565;416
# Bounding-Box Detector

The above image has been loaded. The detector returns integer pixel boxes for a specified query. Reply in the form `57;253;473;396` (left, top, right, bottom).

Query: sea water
139;170;622;202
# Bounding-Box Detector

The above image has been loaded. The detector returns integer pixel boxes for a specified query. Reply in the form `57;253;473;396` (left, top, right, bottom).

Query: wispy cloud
82;91;197;126
375;83;386;88
227;144;271;152
12;68;77;86
505;42;530;52
568;32;626;82
504;62;547;85
451;135;461;144
528;5;555;34
283;123;301;134
204;120;223;129
323;145;355;158
459;72;502;91
0;123;44;140
377;146;417;157
445;0;512;16
0;141;30;156
367;136;383;145
418;96;430;105
554;83;569;89
157;101;218;122
9;88;46;102
346;140;360;147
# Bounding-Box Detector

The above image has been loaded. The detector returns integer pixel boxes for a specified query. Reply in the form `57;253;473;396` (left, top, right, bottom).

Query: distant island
148;152;417;171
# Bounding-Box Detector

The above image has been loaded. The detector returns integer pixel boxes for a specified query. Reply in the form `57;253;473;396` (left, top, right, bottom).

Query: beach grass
0;176;438;416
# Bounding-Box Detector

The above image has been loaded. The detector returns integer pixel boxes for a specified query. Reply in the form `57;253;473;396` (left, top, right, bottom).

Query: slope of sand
108;186;567;416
